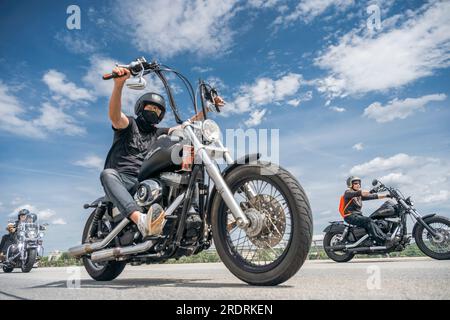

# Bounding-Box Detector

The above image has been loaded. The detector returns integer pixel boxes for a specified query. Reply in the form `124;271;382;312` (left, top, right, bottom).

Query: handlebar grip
102;72;128;80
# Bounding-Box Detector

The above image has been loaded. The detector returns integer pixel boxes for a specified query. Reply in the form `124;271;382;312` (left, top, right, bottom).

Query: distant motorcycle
1;214;47;273
323;179;450;262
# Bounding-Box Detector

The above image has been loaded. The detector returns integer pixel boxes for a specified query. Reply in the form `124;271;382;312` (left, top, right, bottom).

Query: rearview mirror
126;76;147;90
372;179;379;186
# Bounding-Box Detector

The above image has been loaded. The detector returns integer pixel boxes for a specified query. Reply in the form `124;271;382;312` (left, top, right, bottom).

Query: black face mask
136;110;160;132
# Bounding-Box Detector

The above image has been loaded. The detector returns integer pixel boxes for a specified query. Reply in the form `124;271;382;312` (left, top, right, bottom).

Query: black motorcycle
69;57;313;286
323;179;450;262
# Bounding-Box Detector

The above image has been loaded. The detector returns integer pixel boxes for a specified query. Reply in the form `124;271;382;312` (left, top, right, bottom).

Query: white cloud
54;32;97;54
248;0;280;9
315;1;450;98
192;66;213;73
0;82;46;138
349;153;450;204
330;106;346;112
74;155;104;170
350;153;417;176
227;73;303;115
33;102;86;136
363;93;447;123
51;218;67;225
244;109;267;127
352;143;364;151
274;0;354;26
118;0;237;58
43;70;95;102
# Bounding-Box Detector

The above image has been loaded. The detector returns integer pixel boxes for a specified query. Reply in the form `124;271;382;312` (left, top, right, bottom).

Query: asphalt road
0;257;448;300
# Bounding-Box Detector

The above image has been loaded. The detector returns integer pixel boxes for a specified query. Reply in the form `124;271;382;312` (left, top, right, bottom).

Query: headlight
202;119;220;142
39;232;45;238
28;231;36;238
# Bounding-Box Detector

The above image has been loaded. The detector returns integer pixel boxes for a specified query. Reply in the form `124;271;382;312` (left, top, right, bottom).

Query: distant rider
0;209;29;261
342;176;394;247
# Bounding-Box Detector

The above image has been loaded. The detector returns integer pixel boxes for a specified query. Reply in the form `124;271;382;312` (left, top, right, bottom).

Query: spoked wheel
323;231;354;262
415;216;450;260
82;210;126;281
2;266;14;273
211;163;312;286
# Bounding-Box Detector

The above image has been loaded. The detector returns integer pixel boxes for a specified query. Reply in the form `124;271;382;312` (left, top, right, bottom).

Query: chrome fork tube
216;139;258;199
185;126;249;228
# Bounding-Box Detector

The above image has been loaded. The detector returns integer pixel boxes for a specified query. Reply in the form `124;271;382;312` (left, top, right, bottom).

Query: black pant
100;169;140;218
0;234;12;254
344;212;387;245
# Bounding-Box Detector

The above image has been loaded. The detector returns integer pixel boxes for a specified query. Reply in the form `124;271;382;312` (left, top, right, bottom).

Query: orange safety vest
338;195;354;218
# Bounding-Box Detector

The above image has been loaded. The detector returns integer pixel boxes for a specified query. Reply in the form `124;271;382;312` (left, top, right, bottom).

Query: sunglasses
352;181;361;185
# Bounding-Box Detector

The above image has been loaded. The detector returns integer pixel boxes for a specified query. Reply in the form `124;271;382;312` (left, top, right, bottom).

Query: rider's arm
109;67;130;130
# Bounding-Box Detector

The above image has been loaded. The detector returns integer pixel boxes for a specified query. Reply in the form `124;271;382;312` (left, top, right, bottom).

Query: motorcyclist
0;209;29;261
100;67;224;238
342;176;393;247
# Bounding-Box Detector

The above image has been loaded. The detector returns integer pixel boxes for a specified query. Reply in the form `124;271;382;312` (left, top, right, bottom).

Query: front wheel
21;249;37;273
414;216;450;260
211;163;313;286
82;209;127;281
323;231;354;262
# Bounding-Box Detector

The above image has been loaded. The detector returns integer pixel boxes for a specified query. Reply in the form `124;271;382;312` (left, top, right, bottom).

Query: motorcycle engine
183;212;202;245
375;220;391;233
134;179;162;207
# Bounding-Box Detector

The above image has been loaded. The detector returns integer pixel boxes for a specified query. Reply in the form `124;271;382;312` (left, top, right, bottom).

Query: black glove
385;194;393;198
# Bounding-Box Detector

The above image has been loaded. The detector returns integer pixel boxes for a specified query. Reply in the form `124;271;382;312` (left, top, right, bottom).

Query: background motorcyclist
342;176;393;246
100;67;224;238
0;209;29;261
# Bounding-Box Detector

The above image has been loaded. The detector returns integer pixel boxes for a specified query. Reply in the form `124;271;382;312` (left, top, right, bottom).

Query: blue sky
0;0;449;252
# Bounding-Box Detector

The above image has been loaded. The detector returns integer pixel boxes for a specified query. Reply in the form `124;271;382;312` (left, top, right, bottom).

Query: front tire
323;231;354;262
21;249;37;273
211;163;313;286
82;210;126;281
414;216;450;260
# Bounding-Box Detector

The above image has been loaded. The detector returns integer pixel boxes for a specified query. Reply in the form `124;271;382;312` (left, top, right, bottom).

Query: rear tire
211;163;313;286
414;216;450;260
21;249;37;273
82;210;126;281
2;266;13;273
323;231;354;262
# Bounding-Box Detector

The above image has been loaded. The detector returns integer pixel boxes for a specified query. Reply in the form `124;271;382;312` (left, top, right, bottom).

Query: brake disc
244;194;286;248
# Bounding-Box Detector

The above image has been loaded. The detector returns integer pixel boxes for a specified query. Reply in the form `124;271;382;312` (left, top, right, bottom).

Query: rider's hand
112;67;130;86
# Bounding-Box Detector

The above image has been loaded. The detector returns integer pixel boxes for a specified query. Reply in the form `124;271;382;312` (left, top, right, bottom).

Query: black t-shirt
104;116;169;177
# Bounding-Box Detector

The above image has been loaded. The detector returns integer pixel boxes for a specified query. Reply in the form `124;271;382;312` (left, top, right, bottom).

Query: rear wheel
414;216;450;260
2;266;13;273
211;163;313;286
323;231;354;262
82;210;126;281
21;249;37;273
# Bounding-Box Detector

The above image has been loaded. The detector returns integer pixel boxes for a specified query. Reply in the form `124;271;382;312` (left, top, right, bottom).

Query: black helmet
134;92;166;122
18;208;30;219
28;213;37;223
346;176;361;188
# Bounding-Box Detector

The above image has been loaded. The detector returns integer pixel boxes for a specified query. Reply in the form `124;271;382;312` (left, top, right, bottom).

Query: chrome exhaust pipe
68;218;130;257
91;240;155;262
87;193;186;262
325;234;369;251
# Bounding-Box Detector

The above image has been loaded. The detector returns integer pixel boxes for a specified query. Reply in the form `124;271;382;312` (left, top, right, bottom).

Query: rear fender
323;221;346;234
